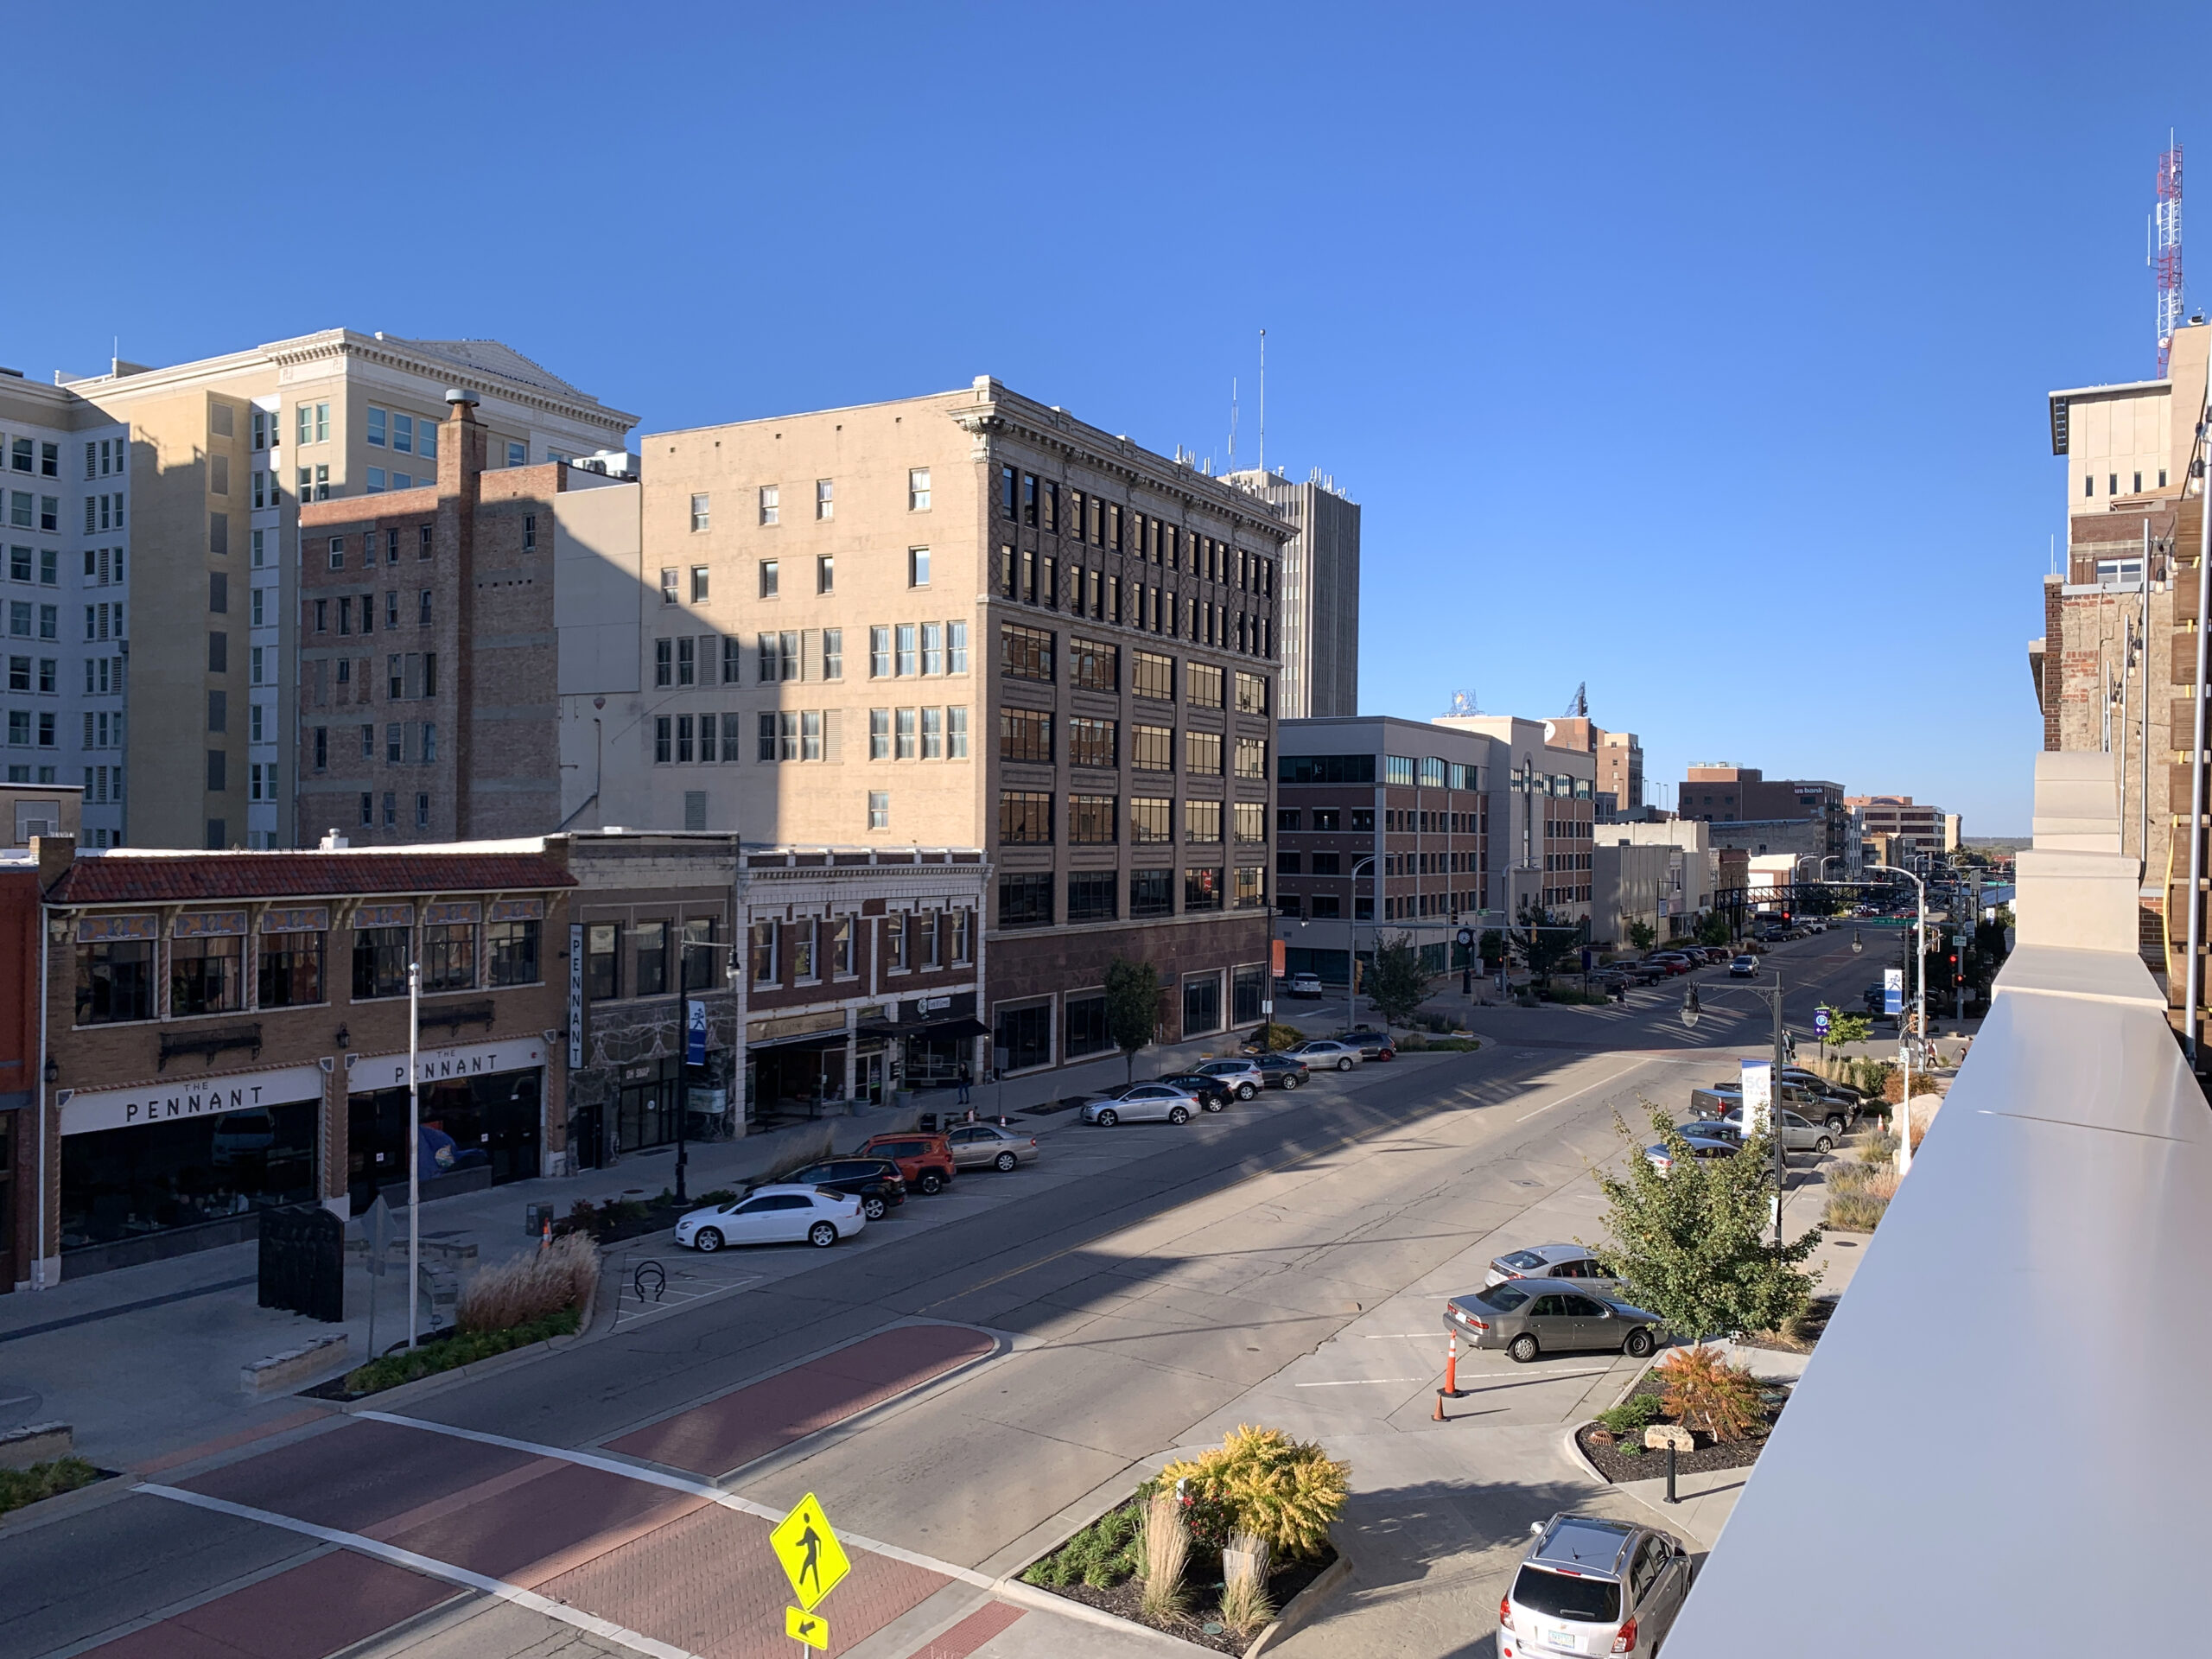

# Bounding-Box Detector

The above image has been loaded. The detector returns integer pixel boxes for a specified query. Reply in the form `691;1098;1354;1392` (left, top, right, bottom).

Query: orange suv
854;1131;958;1195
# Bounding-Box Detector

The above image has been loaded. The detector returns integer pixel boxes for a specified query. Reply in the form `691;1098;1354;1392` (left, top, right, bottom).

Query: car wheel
1237;1083;1258;1101
1338;1057;1354;1071
1826;1116;1847;1137
1279;1074;1300;1090
994;1151;1018;1172
1624;1326;1655;1358
918;1172;945;1195
862;1196;887;1221
1814;1135;1834;1154
1508;1333;1540;1363
1168;1105;1192;1125
1095;1109;1118;1128
807;1221;838;1248
1204;1097;1224;1113
692;1227;723;1253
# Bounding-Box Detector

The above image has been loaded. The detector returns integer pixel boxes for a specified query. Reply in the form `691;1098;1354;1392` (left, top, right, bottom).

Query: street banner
1741;1059;1775;1138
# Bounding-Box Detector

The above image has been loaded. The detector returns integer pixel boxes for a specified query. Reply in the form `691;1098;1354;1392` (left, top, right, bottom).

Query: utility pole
1770;970;1787;1246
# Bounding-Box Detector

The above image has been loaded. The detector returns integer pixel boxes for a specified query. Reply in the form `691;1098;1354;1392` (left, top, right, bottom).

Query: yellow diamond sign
785;1606;830;1650
770;1492;851;1611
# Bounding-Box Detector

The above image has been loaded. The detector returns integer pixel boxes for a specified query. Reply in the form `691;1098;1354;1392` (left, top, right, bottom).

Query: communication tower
2154;137;2184;376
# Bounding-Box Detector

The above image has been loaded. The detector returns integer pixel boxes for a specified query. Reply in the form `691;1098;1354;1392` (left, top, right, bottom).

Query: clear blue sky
8;3;2190;832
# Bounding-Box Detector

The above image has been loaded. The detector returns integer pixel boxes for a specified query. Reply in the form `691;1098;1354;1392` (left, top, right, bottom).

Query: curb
1243;1540;1354;1658
991;1579;1217;1655
0;1466;132;1539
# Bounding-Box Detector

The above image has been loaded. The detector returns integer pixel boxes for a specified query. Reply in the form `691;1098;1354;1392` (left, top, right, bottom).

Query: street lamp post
1868;862;1925;1176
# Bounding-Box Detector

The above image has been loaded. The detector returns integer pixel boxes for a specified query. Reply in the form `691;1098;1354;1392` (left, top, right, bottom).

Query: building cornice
263;332;638;435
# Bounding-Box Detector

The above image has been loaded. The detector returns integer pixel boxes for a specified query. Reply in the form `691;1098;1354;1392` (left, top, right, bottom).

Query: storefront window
994;1001;1052;1072
587;923;619;999
258;931;325;1007
489;919;541;986
633;922;668;997
347;1069;542;1211
76;939;153;1024
171;934;245;1016
422;922;478;993
61;1103;316;1249
680;918;719;991
1232;963;1267;1026
352;926;410;999
1065;994;1109;1058
1182;974;1222;1037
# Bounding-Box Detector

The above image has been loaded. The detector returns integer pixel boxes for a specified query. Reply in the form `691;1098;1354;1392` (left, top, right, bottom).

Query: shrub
1595;1390;1668;1439
1857;1131;1899;1165
457;1233;600;1334
1254;1020;1305;1052
1823;1191;1889;1231
0;1457;102;1519
341;1307;582;1395
699;1188;738;1205
1139;1491;1191;1618
1218;1531;1275;1634
1157;1425;1350;1560
1656;1346;1764;1442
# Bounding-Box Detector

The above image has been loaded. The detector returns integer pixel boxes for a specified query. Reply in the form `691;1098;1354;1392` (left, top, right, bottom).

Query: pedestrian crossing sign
771;1492;851;1611
785;1605;830;1649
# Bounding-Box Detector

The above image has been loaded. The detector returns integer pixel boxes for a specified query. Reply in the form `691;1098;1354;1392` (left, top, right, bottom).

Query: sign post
679;999;706;1205
772;1492;852;1652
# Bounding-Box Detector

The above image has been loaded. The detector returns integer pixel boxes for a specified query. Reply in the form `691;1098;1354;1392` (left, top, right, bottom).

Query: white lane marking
1294;1376;1436;1387
1516;1063;1650;1124
137;1484;701;1659
357;1410;995;1590
1362;1333;1445;1339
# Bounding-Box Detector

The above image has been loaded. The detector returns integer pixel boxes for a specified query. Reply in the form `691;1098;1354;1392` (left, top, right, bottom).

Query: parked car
1193;1058;1269;1100
1498;1514;1694;1659
1862;982;1888;1015
1287;972;1324;999
675;1185;865;1252
1444;1281;1662;1363
1643;955;1693;976
1078;1081;1201;1126
854;1131;958;1195
1159;1071;1235;1111
1675;1119;1743;1146
778;1157;906;1220
1336;1027;1397;1060
1690;1084;1848;1137
1700;946;1733;964
1624;961;1670;985
1644;1135;1742;1174
944;1122;1039;1172
1287;1039;1363;1071
1647;952;1694;973
1708;1103;1839;1154
1728;954;1759;977
1484;1244;1619;1294
1251;1052;1311;1090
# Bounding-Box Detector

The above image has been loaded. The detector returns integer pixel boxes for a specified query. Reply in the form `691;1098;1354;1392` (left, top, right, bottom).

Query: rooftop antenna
1257;328;1267;475
1563;682;1588;718
1444;690;1482;717
1228;376;1238;469
2154;133;2184;376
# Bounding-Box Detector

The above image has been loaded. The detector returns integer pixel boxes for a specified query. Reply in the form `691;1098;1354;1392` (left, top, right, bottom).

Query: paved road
0;934;1876;1659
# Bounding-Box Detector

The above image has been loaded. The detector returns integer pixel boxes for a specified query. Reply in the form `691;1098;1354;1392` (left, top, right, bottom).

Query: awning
859;1015;988;1040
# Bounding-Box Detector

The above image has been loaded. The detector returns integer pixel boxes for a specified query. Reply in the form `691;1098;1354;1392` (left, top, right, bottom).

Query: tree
1363;931;1430;1027
1824;1012;1872;1049
1694;911;1732;948
1104;958;1161;1083
1585;1103;1821;1344
1627;919;1657;952
1515;899;1586;988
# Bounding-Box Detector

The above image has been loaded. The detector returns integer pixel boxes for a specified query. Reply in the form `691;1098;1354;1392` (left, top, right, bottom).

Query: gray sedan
1078;1082;1200;1126
944;1122;1039;1171
1286;1039;1363;1071
1445;1281;1662;1363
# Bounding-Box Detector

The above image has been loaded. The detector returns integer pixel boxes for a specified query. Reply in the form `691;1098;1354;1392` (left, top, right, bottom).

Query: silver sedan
1285;1039;1363;1072
1078;1082;1201;1126
945;1122;1039;1171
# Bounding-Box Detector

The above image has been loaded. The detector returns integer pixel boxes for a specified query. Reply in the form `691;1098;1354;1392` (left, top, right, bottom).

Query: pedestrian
957;1060;971;1106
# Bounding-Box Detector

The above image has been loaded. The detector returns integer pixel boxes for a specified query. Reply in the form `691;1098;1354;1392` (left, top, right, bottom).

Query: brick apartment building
14;837;570;1288
1548;717;1643;818
1678;764;1851;868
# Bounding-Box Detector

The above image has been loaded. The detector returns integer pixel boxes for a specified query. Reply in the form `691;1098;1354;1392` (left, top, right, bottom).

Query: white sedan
1285;1039;1363;1072
674;1185;865;1252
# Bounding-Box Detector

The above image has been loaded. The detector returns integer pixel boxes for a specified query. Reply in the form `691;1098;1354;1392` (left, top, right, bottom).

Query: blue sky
7;3;2191;831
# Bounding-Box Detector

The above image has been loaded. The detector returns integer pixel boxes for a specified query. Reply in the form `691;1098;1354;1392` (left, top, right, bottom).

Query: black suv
779;1157;906;1221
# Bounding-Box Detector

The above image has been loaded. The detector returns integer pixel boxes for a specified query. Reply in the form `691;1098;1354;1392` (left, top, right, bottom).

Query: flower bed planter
302;1306;582;1401
1576;1365;1792;1484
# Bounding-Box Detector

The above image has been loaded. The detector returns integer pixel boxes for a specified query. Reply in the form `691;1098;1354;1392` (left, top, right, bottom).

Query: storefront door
617;1061;678;1153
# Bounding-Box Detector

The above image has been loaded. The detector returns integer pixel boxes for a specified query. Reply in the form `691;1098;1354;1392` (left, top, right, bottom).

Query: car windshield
1472;1283;1532;1312
1499;1250;1548;1271
1512;1565;1622;1624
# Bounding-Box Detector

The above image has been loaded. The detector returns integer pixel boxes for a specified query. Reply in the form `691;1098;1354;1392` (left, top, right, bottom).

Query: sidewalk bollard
1665;1440;1678;1503
1433;1389;1447;1423
1445;1333;1460;1397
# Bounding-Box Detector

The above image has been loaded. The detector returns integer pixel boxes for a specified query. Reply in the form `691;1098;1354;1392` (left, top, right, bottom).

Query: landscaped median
0;1457;105;1522
1017;1426;1349;1656
313;1233;600;1401
1575;1346;1795;1484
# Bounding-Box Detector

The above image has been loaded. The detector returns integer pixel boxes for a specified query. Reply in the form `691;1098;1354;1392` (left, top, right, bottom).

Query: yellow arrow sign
785;1605;830;1650
770;1492;851;1611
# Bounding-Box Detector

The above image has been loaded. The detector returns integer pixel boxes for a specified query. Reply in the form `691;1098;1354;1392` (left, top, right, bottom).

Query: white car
1286;1039;1363;1072
674;1185;865;1252
1077;1083;1202;1126
1287;972;1324;998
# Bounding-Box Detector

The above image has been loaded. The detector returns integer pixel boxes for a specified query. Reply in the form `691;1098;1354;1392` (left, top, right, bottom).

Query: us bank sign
59;1062;327;1137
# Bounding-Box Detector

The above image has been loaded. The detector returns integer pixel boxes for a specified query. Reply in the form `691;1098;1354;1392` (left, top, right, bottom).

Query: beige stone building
43;334;633;852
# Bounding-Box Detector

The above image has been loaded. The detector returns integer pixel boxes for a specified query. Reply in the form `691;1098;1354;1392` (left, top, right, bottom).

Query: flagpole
408;958;421;1350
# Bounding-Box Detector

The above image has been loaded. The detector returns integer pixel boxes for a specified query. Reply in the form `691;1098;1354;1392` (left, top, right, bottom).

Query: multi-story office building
1548;716;1643;818
575;378;1289;1074
1844;795;1950;864
1437;714;1597;925
1274;715;1491;982
1678;764;1851;868
0;372;132;847
1224;468;1358;718
37;334;632;851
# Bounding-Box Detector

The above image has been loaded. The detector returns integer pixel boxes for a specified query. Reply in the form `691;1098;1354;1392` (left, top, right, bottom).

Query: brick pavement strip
606;1325;996;1477
75;1548;459;1659
916;1601;1027;1658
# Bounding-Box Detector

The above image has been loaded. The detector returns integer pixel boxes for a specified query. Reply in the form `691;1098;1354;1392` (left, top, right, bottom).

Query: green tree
1627;919;1657;952
1694;910;1732;948
1104;958;1161;1083
1586;1104;1821;1344
1824;1012;1872;1049
1363;932;1431;1027
1515;899;1586;988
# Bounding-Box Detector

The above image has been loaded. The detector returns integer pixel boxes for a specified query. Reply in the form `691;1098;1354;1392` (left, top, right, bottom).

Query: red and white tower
2154;137;2184;376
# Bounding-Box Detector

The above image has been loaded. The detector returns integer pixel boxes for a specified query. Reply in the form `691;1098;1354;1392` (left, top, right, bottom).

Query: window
1420;756;1447;788
1278;851;1302;874
831;916;855;976
757;631;798;682
868;790;890;830
920;706;942;759
168;931;244;1016
1069;794;1117;843
908;467;931;511
1185;798;1223;842
352;925;410;999
1234;866;1267;909
367;407;387;447
999;791;1053;843
1067;870;1117;922
207;690;227;733
505;442;526;468
1122;796;1170;844
1184;867;1223;912
690;565;709;603
677;636;696;686
76;937;155;1023
998;873;1053;929
759;485;779;524
908;547;930;587
655;639;673;686
422;920;479;992
921;621;944;676
817;555;835;594
1068;715;1117;769
869;709;891;760
948;620;968;674
660;567;679;604
630;921;669;997
895;707;917;759
1133;723;1174;772
816;478;835;520
654;716;672;763
1185;730;1223;775
587;923;620;999
823;627;843;680
257;928;325;1007
1000;707;1052;764
690;493;711;531
1182;974;1222;1036
1133;651;1174;702
1187;663;1224;708
1235;671;1268;715
759;559;779;598
1001;623;1054;682
1235;801;1268;843
897;623;918;676
393;413;414;454
948;704;969;758
1236;738;1268;779
1068;636;1118;692
1351;808;1376;831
